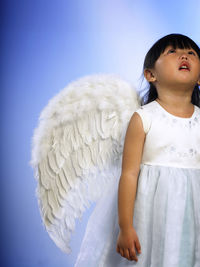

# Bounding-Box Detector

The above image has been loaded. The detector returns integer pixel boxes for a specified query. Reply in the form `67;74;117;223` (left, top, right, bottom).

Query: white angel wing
30;73;140;253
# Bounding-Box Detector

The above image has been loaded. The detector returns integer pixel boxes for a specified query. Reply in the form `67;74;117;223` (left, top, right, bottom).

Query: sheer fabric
75;101;200;267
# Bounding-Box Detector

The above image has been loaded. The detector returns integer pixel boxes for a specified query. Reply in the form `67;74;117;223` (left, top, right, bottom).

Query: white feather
30;73;140;253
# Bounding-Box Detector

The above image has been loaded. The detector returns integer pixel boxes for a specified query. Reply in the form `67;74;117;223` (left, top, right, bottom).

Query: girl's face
149;46;200;88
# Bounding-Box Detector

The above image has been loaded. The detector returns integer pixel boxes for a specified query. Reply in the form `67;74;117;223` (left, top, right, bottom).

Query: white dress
75;100;200;267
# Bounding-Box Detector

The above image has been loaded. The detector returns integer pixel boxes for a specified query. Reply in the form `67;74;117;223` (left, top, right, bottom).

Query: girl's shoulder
135;100;158;121
134;101;157;134
137;100;157;112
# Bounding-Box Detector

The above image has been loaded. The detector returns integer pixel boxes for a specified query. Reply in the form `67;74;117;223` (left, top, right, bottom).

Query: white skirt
75;164;200;267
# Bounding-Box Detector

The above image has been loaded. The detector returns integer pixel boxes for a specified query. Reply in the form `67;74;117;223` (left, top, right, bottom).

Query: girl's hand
116;227;141;262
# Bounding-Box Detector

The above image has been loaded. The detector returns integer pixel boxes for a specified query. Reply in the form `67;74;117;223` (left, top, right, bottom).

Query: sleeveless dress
75;100;200;267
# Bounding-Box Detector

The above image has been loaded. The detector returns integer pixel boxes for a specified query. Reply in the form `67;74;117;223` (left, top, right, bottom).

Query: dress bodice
135;100;200;169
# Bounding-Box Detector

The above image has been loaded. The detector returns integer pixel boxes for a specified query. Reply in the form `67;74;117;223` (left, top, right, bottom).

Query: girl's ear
144;69;156;83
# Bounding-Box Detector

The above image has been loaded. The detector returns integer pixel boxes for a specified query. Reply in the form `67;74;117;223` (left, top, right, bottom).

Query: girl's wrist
119;224;134;232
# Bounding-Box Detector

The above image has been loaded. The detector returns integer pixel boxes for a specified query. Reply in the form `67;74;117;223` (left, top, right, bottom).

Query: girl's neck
156;84;194;108
156;94;194;118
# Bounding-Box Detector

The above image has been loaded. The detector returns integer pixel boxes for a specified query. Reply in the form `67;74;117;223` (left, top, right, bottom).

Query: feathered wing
30;73;140;253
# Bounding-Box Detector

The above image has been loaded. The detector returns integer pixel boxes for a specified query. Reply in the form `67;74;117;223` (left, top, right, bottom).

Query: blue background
1;0;200;266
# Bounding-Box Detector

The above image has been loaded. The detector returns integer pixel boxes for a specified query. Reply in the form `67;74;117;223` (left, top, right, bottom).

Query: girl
116;33;200;266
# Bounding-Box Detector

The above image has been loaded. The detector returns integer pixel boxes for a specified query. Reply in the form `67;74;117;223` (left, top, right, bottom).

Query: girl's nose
180;52;188;60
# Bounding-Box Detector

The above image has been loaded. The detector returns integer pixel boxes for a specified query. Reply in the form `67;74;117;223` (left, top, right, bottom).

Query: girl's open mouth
179;62;190;71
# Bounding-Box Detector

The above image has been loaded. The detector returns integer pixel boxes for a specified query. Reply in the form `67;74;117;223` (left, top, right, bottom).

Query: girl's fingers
135;239;142;254
119;248;124;257
129;247;138;262
124;248;131;260
116;240;141;261
120;248;131;261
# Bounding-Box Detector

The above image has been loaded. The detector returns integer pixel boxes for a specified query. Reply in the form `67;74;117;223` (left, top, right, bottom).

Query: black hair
141;33;200;107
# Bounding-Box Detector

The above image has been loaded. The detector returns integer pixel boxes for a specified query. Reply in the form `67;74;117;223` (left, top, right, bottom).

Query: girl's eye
188;50;196;55
167;49;176;54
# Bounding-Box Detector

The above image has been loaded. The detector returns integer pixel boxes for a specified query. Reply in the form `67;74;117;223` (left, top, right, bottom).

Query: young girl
116;33;200;266
75;33;200;266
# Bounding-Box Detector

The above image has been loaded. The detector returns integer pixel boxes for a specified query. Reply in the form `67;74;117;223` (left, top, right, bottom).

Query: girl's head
141;34;200;106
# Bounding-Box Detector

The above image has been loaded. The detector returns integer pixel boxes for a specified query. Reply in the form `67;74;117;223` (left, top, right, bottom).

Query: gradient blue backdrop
1;0;200;266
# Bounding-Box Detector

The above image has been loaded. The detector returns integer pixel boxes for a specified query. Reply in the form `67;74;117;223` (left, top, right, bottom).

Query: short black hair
143;33;200;70
141;33;200;106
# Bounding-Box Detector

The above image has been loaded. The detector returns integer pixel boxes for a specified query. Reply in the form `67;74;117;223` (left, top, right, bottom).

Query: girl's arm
117;112;145;261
